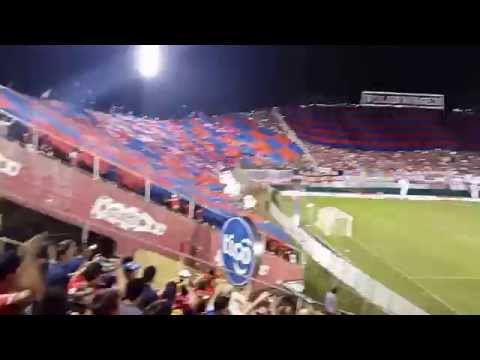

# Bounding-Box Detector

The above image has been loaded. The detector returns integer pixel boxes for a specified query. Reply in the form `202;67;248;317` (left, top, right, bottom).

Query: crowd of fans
1;115;222;225
253;110;480;184
1;112;303;264
248;109;480;185
303;143;480;181
6;106;480;186
0;233;328;315
253;107;480;184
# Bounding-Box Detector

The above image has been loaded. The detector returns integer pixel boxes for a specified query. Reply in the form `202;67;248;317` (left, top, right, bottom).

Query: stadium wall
0;137;302;287
273;184;472;199
282;106;480;151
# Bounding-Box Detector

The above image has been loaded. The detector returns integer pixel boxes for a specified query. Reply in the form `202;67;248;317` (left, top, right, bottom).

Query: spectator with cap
119;278;145;315
121;256;141;282
177;269;192;287
137;266;159;309
114;256;141;297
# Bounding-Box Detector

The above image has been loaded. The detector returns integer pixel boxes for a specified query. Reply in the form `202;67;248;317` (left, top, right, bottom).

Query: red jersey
173;294;192;314
0;293;17;314
0;281;21;315
67;273;94;295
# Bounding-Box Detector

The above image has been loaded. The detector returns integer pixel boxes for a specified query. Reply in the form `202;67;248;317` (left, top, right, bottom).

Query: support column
292;196;300;228
188;199;195;219
93;156;100;180
81;224;89;248
32;128;39;152
145;180;151;202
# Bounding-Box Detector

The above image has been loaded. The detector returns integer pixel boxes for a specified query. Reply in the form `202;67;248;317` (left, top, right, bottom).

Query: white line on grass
311;227;461;314
414;277;480;280
363;247;459;314
281;190;480;203
281;194;463;314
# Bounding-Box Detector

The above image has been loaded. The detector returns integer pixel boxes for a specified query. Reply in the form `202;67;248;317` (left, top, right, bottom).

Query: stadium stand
0;85;303;241
283;105;480;151
10;84;480;315
0;86;325;315
281;105;480;179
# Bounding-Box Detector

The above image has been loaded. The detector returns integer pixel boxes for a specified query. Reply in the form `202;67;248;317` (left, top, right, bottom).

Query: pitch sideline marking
410;276;480;280
281;190;480;203
280;194;463;314
350;240;461;314
303;221;461;314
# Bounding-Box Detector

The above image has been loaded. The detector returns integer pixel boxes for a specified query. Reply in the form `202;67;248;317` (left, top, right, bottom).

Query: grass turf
275;194;480;314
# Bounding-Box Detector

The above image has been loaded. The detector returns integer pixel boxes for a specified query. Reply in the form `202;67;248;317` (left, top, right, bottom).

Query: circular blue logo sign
221;217;260;286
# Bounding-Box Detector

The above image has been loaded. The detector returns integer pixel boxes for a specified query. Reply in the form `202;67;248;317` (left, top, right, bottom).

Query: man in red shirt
192;269;217;301
67;262;103;306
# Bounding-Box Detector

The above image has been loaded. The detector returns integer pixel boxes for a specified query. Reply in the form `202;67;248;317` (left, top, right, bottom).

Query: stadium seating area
282;105;480;180
283;105;480;151
0;86;302;241
250;109;288;138
6;85;480;315
304;143;480;178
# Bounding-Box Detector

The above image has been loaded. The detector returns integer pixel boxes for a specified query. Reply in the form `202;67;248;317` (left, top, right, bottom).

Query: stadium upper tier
283;105;480;151
0;86;302;237
304;142;480;178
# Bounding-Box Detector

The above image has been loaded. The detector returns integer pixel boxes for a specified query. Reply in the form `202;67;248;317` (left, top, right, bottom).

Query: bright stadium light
136;45;162;78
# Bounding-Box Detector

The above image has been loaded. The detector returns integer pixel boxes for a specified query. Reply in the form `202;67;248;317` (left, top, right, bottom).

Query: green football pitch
275;194;480;314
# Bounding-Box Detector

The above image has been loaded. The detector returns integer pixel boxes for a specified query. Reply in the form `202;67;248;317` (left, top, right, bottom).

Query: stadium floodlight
135;45;162;79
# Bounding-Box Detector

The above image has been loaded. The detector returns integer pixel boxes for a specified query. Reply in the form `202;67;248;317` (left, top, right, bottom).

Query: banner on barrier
360;91;445;110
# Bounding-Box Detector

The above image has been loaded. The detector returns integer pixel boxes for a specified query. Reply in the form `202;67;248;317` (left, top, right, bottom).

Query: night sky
1;45;480;117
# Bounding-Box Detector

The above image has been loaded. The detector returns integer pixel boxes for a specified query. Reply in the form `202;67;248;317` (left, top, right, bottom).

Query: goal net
315;207;353;238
